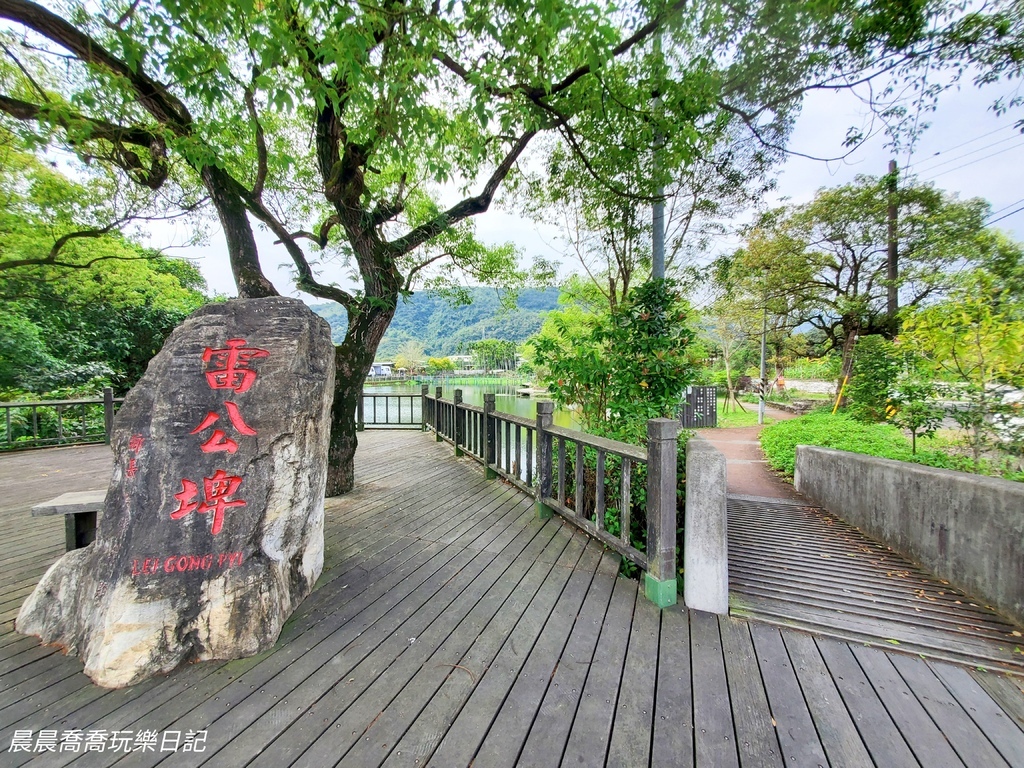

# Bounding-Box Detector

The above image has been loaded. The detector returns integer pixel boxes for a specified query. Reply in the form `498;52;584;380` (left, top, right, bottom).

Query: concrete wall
684;436;728;615
795;445;1024;626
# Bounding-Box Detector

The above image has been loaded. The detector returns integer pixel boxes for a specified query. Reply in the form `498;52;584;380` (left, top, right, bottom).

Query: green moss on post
645;573;678;608
536;500;553;520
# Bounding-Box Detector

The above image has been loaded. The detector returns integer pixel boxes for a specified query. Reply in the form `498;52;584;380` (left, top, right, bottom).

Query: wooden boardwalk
1;432;1023;767
729;494;1024;672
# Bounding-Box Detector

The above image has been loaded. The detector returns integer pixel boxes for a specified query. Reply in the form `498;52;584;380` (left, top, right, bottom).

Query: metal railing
1;388;122;451
424;388;679;606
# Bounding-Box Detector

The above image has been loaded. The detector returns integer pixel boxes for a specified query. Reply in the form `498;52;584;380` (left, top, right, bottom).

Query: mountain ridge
310;286;560;358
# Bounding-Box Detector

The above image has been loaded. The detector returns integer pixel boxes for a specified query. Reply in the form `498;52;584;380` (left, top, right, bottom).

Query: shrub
761;410;915;475
846;335;900;422
760;409;1022;481
783;355;841;381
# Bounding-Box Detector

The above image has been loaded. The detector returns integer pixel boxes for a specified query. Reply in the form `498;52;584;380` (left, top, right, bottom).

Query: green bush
761;410;911;475
846;335;900;422
783;355;841;381
760;409;1021;481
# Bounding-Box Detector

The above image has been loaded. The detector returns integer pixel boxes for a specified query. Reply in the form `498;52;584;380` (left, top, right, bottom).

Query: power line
904;125;1017;172
987;204;1024;227
987;196;1024;219
917;141;1024;182
908;134;1023;175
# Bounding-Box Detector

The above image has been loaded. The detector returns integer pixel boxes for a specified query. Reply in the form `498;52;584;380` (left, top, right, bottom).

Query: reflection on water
368;380;580;429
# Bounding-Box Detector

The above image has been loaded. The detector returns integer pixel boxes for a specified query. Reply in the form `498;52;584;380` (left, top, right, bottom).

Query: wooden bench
31;490;104;551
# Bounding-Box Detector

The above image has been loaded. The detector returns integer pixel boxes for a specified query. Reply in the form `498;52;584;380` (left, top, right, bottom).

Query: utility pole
886;159;899;337
651;31;665;281
653;188;665;279
758;271;768;425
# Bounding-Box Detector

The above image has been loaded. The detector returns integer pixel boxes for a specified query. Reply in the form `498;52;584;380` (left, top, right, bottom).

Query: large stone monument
17;297;335;688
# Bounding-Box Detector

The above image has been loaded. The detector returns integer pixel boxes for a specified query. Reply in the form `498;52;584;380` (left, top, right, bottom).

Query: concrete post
535;401;554;520
420;384;429;432
645;418;679;608
454;389;464;457
484;394;497;479
683;435;729;615
434;386;444;442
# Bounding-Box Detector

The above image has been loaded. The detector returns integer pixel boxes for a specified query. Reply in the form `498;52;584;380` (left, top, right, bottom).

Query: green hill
311;286;560;357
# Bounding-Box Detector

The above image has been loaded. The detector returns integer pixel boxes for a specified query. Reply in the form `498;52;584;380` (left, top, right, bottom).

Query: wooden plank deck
728;494;1024;672
1;432;1023;767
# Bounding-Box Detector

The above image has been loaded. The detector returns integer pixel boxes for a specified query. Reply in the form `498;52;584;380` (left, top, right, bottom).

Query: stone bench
31;490;104;551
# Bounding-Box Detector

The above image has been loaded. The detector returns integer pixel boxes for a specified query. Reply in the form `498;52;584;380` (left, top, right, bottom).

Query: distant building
369;362;394;377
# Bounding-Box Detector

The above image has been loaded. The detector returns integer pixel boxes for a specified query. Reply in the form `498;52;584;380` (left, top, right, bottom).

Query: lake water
366;380;580;429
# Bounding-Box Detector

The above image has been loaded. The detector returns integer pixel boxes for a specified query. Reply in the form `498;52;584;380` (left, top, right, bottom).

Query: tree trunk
201;166;279;299
838;320;860;399
325;301;396;496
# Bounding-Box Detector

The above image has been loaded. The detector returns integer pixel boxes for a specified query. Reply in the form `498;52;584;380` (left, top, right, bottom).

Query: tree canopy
2;0;1019;492
1;250;208;395
717;175;1017;377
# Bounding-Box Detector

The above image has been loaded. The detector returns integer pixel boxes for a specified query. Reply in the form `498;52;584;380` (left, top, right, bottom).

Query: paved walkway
698;408;801;500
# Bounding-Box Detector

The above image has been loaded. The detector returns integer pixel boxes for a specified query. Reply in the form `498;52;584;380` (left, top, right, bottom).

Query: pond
365;379;581;429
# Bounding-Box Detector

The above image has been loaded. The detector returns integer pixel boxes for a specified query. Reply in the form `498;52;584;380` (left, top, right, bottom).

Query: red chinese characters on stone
170;470;246;535
125;433;145;479
190;402;257;453
169;339;266;536
202;339;269;393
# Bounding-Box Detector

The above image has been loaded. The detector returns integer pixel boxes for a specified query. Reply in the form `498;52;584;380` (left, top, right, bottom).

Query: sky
160;77;1024;301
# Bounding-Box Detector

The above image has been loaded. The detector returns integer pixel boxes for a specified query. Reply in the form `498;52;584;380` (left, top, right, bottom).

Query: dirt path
697;407;803;500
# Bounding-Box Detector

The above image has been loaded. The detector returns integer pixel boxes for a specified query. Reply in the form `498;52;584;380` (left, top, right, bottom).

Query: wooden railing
1;388;123;451
424;388;679;607
356;391;426;430
5;388;425;446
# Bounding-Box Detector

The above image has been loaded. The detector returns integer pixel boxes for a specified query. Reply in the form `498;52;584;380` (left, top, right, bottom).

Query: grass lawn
714;398;779;429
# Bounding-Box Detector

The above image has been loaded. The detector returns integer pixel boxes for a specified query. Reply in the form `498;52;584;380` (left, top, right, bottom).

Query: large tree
721;176;1009;379
0;0;1009;493
1;127;207;393
902;262;1024;468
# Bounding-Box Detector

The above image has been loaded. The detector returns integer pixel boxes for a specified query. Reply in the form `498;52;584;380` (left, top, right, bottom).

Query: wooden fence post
454;389;464;456
356;391;365;432
484;393;497;479
645;417;679;608
435;386;443;442
420;384;429;432
103;387;115;444
535;401;554;520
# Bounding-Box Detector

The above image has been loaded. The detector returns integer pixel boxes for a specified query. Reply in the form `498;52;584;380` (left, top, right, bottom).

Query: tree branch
435;0;687;102
402;250;454;291
0;94;169;188
545;0;688;98
0;224;158;271
244;81;268;199
234;184;356;308
387;130;537;256
0;0;192;128
273;214;340;248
